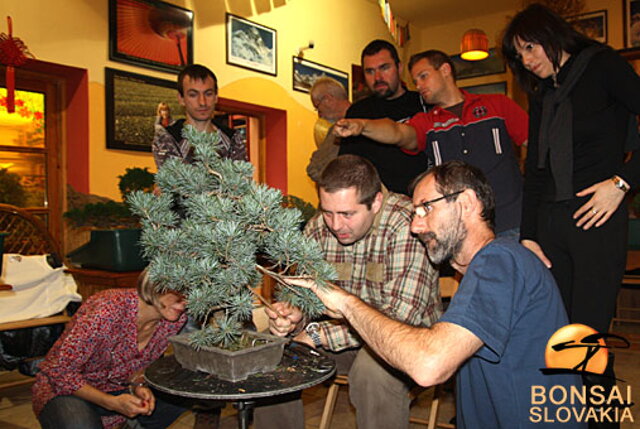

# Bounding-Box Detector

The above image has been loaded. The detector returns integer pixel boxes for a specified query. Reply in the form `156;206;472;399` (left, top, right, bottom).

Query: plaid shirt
305;192;441;351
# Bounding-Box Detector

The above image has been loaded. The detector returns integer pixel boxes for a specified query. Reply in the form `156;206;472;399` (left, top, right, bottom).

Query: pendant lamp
460;29;489;61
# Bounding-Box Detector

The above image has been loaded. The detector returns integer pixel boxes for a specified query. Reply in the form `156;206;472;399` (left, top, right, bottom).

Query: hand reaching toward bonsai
283;278;351;319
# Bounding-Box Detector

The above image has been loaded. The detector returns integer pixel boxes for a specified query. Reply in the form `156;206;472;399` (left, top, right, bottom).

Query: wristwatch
611;175;630;193
305;322;323;348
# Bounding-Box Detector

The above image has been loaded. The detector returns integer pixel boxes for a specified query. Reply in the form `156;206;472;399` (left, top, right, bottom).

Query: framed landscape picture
451;48;505;80
109;0;193;73
625;0;640;48
105;68;182;152
292;57;349;94
226;13;277;76
567;10;607;44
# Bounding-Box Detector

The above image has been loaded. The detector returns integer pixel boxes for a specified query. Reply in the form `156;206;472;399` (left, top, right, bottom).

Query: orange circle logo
544;324;608;374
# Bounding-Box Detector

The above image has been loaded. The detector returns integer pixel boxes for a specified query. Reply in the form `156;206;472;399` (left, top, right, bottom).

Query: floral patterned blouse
32;289;187;429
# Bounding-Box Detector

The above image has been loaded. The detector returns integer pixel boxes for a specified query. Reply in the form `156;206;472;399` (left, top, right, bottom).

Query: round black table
145;341;336;428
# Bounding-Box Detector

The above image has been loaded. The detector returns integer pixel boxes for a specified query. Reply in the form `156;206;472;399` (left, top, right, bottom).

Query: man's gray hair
310;77;348;101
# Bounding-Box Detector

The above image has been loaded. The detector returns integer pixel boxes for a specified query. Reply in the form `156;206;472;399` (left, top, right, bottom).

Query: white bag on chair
0;254;82;324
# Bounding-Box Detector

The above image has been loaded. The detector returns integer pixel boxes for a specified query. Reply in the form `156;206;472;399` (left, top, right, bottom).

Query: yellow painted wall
1;0;398;205
403;0;627;98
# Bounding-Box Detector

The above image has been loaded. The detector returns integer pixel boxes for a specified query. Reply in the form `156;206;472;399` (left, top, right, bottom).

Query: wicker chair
0;203;70;389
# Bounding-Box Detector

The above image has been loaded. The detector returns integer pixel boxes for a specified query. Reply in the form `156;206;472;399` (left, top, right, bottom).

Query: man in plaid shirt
255;155;441;429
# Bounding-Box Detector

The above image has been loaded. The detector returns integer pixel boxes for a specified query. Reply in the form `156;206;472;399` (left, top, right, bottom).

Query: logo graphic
529;324;634;424
472;106;487;118
543;323;619;375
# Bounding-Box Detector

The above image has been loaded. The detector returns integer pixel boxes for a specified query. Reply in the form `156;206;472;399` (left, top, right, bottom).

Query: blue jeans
38;389;187;429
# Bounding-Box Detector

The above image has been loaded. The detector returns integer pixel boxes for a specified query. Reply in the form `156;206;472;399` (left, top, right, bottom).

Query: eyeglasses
312;95;329;111
413;191;463;218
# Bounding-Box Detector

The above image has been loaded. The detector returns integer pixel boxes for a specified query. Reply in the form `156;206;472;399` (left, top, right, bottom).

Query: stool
318;375;454;429
611;273;640;326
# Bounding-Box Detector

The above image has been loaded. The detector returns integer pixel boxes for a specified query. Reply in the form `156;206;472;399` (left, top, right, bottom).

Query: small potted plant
65;168;155;272
128;127;335;381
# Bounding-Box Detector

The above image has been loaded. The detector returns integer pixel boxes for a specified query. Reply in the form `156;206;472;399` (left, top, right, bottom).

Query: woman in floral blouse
33;270;188;429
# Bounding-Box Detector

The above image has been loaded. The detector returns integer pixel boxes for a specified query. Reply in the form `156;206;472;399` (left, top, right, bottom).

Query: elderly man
289;161;584;429
255;155;440;429
336;50;527;237
306;77;351;182
152;64;247;167
338;40;430;195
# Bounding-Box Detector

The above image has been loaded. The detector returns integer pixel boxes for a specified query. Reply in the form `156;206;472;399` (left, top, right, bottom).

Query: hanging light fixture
460;29;489;61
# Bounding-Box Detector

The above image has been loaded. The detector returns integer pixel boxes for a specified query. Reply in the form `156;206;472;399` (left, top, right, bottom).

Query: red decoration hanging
0;17;33;113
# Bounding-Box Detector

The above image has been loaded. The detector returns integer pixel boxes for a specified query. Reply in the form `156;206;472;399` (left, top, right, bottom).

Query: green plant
0;169;27;207
65;167;155;229
128;126;336;349
118;167;155;200
64;201;139;229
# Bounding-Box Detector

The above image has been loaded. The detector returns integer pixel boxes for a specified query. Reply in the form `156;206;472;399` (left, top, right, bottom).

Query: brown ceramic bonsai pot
169;331;288;382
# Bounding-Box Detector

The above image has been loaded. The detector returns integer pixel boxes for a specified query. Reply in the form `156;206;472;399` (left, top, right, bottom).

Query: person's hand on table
574;179;626;230
265;301;303;337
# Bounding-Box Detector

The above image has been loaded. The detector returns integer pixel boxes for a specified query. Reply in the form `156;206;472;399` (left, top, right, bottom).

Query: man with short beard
338;40;430;195
287;161;584;429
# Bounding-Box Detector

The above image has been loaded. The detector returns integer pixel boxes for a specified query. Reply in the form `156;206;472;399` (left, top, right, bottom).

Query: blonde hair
137;267;161;305
156;102;170;116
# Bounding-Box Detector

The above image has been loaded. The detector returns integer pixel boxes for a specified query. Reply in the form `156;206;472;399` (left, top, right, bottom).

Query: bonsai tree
128;126;335;350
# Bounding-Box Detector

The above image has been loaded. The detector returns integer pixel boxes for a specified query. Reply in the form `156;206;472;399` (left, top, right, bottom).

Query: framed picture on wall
567;10;607;44
292;57;349;94
351;64;372;103
461;81;507;96
451;48;505;80
109;0;193;73
226;13;277;76
625;0;640;48
105;68;183;152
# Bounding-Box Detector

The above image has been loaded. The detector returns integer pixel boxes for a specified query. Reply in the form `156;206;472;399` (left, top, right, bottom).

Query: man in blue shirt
288;161;585;428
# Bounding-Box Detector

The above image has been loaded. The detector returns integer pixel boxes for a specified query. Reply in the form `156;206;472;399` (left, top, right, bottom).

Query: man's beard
372;81;397;99
419;221;466;265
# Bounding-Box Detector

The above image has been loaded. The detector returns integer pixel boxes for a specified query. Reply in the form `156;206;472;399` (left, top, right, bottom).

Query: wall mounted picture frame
567;10;607;44
105;67;182;152
351;64;372;103
292;57;349;94
109;0;193;74
451;48;505;80
625;0;640;48
461;81;507;96
226;13;277;76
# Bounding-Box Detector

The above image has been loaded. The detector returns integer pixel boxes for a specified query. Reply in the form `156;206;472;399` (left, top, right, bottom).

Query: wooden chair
0;203;71;389
318;276;459;429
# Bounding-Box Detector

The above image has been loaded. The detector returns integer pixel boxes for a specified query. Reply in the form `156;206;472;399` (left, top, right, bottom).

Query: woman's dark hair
501;3;596;93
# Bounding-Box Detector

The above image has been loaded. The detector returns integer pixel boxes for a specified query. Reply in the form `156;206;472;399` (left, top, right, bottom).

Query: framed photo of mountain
226;13;277;76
